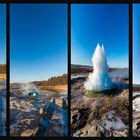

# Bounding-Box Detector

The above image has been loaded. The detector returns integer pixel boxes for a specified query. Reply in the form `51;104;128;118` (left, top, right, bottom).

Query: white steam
20;83;40;95
84;43;115;91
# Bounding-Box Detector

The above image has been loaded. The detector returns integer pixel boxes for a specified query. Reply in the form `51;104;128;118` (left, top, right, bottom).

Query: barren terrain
71;64;129;137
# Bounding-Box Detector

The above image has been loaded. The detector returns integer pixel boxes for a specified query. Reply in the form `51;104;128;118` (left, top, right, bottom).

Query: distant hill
71;64;128;74
133;84;140;92
11;74;67;88
32;74;67;86
0;64;6;73
71;64;92;74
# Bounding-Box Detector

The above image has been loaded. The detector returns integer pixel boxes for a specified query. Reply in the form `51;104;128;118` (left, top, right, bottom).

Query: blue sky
0;4;6;64
133;4;140;84
10;4;67;83
71;4;128;68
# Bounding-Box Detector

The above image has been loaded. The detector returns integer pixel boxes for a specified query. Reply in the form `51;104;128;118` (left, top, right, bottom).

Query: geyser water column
84;43;115;92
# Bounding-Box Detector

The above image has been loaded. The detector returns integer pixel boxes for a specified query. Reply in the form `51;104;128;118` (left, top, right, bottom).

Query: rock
101;110;128;131
112;129;128;137
133;90;140;136
71;71;129;137
10;88;67;136
52;115;60;121
21;128;37;137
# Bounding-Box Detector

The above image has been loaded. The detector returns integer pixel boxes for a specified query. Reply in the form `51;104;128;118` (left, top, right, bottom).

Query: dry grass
0;73;6;81
38;84;67;91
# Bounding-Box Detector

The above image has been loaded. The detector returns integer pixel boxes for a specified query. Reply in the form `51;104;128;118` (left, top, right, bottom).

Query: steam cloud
84;43;115;92
20;83;40;95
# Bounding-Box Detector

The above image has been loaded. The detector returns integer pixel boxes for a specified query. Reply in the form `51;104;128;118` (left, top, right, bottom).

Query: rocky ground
0;73;6;136
133;85;140;137
10;84;68;137
71;66;129;137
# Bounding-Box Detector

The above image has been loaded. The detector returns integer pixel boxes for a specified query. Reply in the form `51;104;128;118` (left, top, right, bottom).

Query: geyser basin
84;43;116;94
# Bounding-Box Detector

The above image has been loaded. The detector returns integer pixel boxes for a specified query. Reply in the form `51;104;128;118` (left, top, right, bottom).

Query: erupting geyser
84;43;115;92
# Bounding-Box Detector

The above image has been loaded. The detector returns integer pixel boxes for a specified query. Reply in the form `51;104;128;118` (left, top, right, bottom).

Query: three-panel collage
0;0;139;138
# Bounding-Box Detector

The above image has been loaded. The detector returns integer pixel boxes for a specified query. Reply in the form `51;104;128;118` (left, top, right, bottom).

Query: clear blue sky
133;4;140;84
10;4;67;83
71;4;128;68
0;4;6;64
